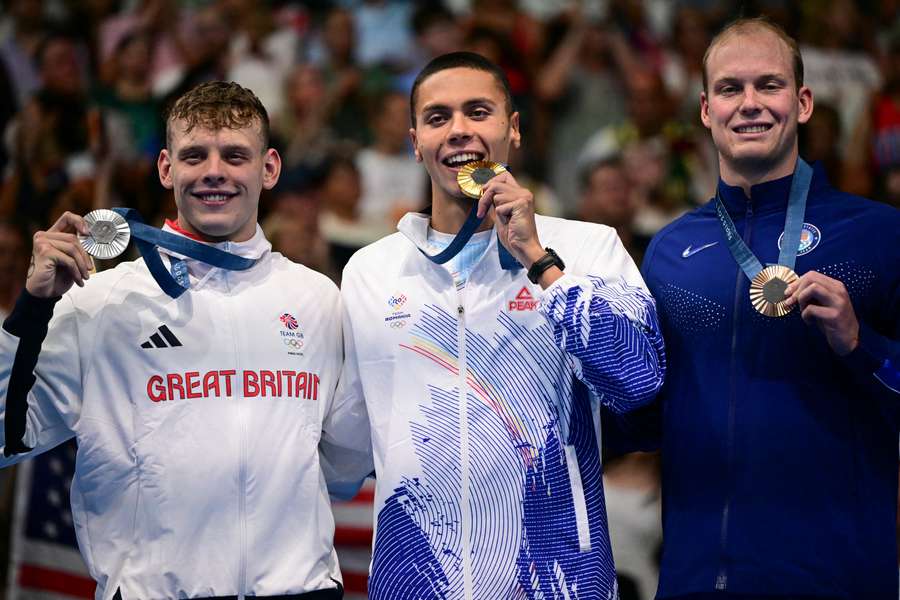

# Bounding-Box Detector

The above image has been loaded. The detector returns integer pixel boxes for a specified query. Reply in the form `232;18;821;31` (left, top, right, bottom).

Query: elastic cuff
2;290;61;336
537;272;576;301
840;322;884;377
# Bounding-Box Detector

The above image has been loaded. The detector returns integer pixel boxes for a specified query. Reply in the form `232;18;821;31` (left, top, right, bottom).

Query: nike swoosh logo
681;242;718;258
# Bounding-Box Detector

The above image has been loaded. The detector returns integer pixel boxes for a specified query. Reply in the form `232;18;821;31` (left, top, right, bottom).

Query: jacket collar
716;160;829;217
397;211;520;274
158;219;271;263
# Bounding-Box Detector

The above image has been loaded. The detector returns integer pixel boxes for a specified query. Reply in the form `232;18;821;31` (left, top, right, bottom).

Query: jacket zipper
223;257;248;599
456;301;475;599
717;199;753;590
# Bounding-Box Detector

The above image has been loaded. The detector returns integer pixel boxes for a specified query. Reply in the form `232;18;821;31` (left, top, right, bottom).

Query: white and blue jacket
339;213;666;599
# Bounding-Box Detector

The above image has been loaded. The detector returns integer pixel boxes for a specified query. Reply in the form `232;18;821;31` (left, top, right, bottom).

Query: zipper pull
457;305;464;316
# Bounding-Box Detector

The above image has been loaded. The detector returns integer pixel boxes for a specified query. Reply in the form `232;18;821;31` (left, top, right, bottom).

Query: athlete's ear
158;149;173;189
797;86;814;125
410;128;422;162
700;91;711;129
509;111;521;149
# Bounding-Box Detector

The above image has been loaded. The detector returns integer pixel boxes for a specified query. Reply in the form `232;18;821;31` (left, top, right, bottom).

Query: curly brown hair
165;81;270;150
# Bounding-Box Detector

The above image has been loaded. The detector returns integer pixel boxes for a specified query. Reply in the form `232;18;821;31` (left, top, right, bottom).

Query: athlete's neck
719;148;799;197
430;194;493;234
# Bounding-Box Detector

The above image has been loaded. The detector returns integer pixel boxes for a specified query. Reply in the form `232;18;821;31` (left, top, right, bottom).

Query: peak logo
508;287;539;311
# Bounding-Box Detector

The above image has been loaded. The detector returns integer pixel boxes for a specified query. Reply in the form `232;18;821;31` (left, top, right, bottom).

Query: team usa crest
777;223;821;256
278;312;305;355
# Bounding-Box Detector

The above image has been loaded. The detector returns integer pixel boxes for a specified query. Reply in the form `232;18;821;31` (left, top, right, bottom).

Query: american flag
8;440;94;600
5;442;374;599
332;479;375;600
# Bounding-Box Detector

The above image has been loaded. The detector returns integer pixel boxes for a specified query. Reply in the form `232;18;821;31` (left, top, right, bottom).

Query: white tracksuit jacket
0;225;372;599
339;213;667;600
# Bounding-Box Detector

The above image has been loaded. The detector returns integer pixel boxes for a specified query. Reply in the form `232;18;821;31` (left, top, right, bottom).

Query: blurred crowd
1;0;899;309
0;0;899;598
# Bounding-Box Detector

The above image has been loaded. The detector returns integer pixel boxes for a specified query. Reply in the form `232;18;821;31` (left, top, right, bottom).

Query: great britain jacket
0;225;372;599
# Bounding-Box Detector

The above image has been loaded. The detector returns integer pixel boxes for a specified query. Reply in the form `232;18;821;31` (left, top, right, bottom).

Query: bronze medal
457;160;507;199
749;264;798;317
79;209;131;259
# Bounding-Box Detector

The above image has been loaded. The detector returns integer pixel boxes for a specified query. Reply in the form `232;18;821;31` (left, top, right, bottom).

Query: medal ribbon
417;202;521;270
2;210;258;457
715;158;812;280
112;208;256;299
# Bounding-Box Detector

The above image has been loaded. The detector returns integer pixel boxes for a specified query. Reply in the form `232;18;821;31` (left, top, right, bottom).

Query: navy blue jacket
610;163;900;599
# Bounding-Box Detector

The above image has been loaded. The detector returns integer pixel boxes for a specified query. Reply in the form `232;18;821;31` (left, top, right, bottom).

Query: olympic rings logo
390;320;407;328
283;338;305;349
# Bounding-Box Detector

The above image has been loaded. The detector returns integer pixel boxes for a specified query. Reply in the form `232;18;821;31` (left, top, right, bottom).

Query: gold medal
749;264;798;317
457;160;507;199
78;209;131;259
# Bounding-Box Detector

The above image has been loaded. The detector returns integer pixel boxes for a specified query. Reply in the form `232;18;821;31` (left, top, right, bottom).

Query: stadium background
0;0;898;598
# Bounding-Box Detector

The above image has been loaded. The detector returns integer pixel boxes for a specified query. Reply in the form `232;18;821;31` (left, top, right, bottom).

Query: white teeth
444;152;482;166
736;125;769;133
198;194;229;202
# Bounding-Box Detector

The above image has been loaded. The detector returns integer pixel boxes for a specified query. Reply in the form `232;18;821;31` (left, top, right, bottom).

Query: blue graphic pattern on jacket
370;277;663;599
541;277;665;413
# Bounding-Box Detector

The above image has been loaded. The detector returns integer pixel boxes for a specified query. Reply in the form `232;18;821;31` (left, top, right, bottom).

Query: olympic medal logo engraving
79;209;131;259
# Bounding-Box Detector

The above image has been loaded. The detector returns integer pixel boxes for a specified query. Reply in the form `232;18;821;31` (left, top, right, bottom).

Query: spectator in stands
0;0;46;110
0;219;28;320
353;0;415;69
0;33;116;229
309;7;388;146
537;10;633;212
395;3;463;93
318;152;383;271
602;451;662;600
578;69;714;235
222;0;300;120
93;31;163;160
274;63;340;171
265;165;336;282
577;156;642;261
356;90;427;231
662;7;713;122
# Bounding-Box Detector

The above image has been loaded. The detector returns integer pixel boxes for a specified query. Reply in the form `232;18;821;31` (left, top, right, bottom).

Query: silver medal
79;209;130;259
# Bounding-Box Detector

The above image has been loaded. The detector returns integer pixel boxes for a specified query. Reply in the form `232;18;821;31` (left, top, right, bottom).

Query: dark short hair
702;17;804;92
411;3;454;36
409;51;513;127
164;81;270;150
579;156;625;193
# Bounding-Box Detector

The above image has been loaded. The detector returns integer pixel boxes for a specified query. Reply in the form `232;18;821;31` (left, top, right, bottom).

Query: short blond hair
702;17;804;92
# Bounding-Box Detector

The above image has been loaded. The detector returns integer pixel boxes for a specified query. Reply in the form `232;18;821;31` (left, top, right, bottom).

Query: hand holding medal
25;211;94;298
783;271;860;355
467;161;547;270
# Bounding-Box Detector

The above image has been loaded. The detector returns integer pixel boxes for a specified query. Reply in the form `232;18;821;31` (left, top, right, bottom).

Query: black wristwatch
527;247;565;284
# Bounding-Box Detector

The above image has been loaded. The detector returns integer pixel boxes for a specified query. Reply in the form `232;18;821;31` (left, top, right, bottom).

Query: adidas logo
508;287;539;312
141;325;183;349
